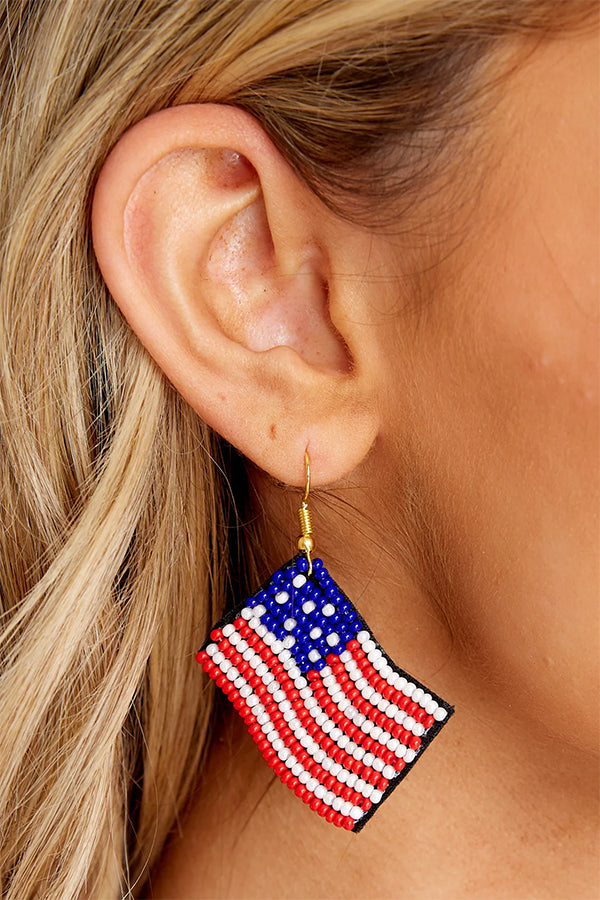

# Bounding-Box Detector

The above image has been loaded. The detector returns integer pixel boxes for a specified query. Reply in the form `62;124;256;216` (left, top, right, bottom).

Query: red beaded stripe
307;671;397;787
320;658;405;743
198;621;437;830
197;647;357;830
224;624;389;782
344;641;435;734
216;629;378;807
237;630;398;791
336;647;426;752
244;630;413;779
305;647;436;775
197;629;378;828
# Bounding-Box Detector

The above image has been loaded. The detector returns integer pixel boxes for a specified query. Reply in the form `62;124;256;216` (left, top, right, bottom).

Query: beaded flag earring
197;451;454;832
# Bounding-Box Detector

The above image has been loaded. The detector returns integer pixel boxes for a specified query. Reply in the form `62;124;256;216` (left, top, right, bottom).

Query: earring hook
302;450;311;504
297;450;315;575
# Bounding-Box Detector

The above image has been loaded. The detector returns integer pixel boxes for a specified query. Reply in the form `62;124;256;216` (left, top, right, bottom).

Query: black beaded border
199;553;455;834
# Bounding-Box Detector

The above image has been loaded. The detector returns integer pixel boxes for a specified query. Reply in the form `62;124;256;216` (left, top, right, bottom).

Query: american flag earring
197;451;454;832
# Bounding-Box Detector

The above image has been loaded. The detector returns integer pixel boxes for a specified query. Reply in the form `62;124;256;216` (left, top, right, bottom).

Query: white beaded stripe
206;640;372;808
240;616;381;759
320;670;417;765
340;659;427;738
353;631;445;721
213;617;430;769
315;674;411;768
217;657;368;818
345;649;415;703
240;616;410;768
304;688;409;771
322;674;401;754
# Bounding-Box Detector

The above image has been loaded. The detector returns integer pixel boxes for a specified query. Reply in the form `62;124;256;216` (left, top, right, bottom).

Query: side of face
367;29;599;747
91;29;599;756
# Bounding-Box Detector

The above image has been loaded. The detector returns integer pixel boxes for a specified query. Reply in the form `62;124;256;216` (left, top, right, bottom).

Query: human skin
120;29;599;900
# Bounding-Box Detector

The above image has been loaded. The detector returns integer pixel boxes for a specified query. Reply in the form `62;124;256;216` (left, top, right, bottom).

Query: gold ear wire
297;450;315;575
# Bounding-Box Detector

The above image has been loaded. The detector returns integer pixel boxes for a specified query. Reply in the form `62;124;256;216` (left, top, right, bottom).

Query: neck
148;457;599;898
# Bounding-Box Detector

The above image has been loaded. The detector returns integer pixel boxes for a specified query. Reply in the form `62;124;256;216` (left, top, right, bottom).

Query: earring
197;451;454;833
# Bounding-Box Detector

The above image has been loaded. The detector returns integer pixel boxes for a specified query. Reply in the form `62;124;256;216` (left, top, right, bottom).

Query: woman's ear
91;104;380;486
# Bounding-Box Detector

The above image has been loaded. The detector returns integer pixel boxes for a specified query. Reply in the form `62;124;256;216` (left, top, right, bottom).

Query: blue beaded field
198;554;454;832
243;555;363;672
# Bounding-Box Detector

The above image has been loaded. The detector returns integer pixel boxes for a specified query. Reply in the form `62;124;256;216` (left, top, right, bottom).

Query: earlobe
91;104;379;486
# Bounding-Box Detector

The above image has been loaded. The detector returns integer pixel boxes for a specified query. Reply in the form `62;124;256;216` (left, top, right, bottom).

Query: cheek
430;210;598;744
485;155;599;413
468;212;598;467
375;165;599;750
465;23;600;459
374;30;599;749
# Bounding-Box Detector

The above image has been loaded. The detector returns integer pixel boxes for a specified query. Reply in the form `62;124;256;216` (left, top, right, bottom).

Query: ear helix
91;103;381;488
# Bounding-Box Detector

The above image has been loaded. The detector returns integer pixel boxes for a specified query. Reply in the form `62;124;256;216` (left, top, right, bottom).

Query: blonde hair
0;1;595;896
